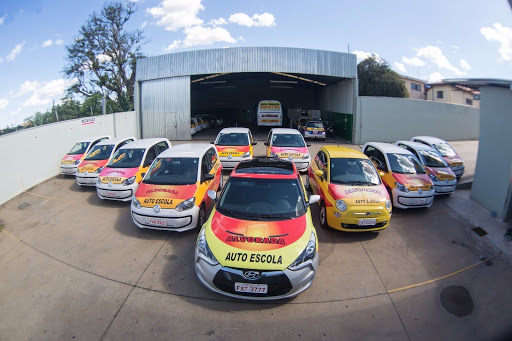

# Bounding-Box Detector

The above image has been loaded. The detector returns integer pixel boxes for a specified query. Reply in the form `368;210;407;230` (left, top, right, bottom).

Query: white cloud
427;72;445;83
353;50;372;62
12;80;40;98
141;21;148;29
209;17;227;27
0;98;8;110
42;40;53;48
146;0;204;31
416;46;465;75
393;62;407;73
182;25;236;48
164;40;182;51
55;39;64;45
0;14;6;25
0;57;3;64
228;12;275;27
6;41;26;62
480;23;512;61
460;59;471;71
402;56;425;67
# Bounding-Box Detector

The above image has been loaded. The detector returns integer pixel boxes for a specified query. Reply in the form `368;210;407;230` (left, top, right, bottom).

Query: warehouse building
135;47;358;141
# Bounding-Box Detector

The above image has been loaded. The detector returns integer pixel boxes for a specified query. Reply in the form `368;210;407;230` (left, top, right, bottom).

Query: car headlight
270;152;278;158
288;232;316;271
429;174;440;182
241;152;250;158
175;197;195;212
73;159;82;165
302;153;310;159
132;196;141;209
122;176;136;186
395;182;409;193
336;199;347;212
95;167;104;174
196;228;219;266
430;185;435;192
97;177;102;184
385;199;391;211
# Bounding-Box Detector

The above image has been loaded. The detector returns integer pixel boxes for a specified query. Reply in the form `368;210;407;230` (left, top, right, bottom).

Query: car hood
328;183;389;205
425;166;456;181
216;145;250;157
443;155;464;167
271;146;308;158
61;154;83;164
392;173;432;191
135;183;197;209
78;159;109;172
99;167;139;184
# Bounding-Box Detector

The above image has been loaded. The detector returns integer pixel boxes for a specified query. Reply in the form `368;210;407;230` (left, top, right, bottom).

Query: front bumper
275;158;310;172
304;131;326;139
326;205;390;232
131;205;199;232
220;156;252;169
451;166;465;177
433;179;457;195
392;189;434;209
195;251;318;300
76;172;99;186
96;182;138;201
60;165;78;175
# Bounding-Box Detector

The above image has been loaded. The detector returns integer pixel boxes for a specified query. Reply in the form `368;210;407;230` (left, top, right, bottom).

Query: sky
0;0;511;128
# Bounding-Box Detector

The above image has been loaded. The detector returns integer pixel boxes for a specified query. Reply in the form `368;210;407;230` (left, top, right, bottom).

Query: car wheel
197;204;206;229
386;187;394;207
217;174;223;192
305;174;311;191
319;201;328;229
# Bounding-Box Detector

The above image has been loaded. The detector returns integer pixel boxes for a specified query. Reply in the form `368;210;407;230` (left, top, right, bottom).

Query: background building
426;83;480;108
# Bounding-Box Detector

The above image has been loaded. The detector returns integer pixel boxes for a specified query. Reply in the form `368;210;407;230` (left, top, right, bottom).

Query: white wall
0;111;136;205
321;79;356;114
354;96;479;144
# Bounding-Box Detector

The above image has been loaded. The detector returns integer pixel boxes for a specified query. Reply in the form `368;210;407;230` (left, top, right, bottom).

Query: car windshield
215;133;249;146
217;177;306;220
272;134;305;147
434;143;457;157
419;150;448;168
330;158;380;185
386;153;426;174
107;148;145;168
306;122;324;129
143;157;199;185
68;142;90;155
85;144;114;160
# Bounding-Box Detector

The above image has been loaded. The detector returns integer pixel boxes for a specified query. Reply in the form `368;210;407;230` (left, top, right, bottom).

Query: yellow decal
113;153;125;164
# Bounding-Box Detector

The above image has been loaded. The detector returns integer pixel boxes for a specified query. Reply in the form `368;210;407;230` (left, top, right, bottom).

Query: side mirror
314;170;324;179
210;141;215;144
264;142;269;146
143;160;152;168
203;174;214;182
207;190;217;201
309;194;320;205
378;171;385;177
307;143;311;147
141;173;146;178
252;142;257;145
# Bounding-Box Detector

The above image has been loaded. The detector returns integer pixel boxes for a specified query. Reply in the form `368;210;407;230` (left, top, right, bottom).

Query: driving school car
301;121;326;141
131;144;223;232
396;141;457;195
306;146;391;232
212;127;256;169
60;135;110;175
195;158;321;300
96;138;171;201
264;128;311;172
411;136;465;177
76;137;135;186
363;142;434;209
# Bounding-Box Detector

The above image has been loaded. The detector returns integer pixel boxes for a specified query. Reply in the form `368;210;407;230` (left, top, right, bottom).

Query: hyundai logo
153;205;161;213
242;270;261;280
418;188;423;195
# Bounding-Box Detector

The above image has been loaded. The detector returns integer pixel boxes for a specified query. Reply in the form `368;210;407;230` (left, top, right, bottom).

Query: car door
265;130;273;157
140;145;157;182
310;150;328;198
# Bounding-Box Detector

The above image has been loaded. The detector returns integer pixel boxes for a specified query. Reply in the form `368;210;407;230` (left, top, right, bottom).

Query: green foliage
358;56;408;98
63;2;145;111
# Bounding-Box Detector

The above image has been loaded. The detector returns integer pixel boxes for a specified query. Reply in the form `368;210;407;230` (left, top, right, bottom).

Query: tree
358;56;408;98
63;2;145;111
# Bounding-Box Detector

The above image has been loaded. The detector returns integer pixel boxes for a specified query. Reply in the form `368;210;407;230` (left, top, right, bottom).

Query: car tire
197;204;206;229
217;174;223;192
320;201;329;229
386;187;394;207
305;174;311;191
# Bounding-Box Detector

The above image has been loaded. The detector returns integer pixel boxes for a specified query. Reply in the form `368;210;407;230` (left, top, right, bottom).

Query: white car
76;137;136;186
60;135;110;175
396;141;457;195
411;136;465;177
131;144;223;232
96;138;171;201
212;127;256;169
192;117;203;132
264;128;311;172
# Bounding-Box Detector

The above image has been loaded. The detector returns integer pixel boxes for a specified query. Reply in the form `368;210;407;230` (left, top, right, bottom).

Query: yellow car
306;146;392;232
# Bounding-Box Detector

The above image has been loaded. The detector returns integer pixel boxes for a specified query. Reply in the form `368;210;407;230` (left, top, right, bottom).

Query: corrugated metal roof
136;47;357;81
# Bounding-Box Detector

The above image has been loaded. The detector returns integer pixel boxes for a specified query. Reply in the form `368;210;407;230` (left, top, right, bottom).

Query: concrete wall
354;96;479;145
471;86;512;220
321;79;356;115
0;111;137;206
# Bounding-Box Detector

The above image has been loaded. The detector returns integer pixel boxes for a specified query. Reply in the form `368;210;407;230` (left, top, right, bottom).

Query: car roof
96;137;135;146
396;140;436;152
364;142;413;154
323;146;369;159
271;128;301;135
77;135;110;143
411;136;447;144
232;158;297;178
157;143;213;158
218;127;250;134
121;138;170;149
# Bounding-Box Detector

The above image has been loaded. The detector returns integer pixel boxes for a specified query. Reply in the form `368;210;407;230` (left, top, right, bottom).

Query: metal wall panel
136;47;357;82
140;77;190;140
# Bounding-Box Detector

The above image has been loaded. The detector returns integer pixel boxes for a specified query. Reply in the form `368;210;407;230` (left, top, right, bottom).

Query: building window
474;94;480;100
437;90;444;99
466;98;473;106
411;83;421;91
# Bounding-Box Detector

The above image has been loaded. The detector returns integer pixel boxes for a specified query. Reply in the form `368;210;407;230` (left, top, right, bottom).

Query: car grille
341;222;387;230
213;268;292;297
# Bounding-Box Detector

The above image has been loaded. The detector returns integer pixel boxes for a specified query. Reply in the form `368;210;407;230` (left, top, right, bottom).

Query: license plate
415;199;426;204
234;282;268;294
148;218;166;226
105;191;119;197
442;187;452;192
79;177;96;184
358;218;376;226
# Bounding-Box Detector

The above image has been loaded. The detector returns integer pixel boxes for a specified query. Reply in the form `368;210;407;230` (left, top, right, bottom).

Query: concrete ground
1;129;511;341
